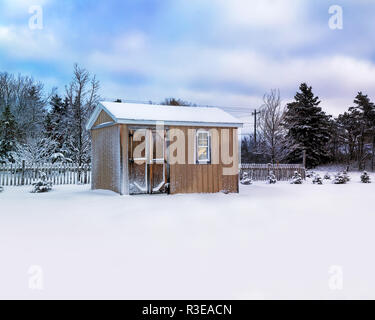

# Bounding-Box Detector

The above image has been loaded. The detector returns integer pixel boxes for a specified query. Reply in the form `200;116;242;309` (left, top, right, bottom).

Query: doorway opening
128;127;169;194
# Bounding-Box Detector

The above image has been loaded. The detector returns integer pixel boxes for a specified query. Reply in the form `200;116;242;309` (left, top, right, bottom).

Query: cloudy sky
0;0;374;122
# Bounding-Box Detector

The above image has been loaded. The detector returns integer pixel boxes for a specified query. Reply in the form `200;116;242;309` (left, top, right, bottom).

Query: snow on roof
86;101;243;130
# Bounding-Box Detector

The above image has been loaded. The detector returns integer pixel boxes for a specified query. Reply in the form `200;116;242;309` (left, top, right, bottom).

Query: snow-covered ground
1;172;375;299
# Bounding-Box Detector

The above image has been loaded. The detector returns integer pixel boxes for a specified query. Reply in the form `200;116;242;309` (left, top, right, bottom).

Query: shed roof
86;101;243;130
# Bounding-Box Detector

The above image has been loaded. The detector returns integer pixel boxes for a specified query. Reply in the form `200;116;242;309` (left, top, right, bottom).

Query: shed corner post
90;129;95;191
119;124;129;195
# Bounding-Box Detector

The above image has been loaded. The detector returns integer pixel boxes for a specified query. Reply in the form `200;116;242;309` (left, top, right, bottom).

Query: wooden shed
86;102;243;195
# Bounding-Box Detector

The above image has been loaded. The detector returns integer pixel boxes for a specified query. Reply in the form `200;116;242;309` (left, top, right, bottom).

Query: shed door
128;128;167;194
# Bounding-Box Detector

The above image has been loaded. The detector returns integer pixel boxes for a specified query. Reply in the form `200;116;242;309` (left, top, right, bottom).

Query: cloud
0;0;50;19
1;0;375;118
113;32;147;52
0;25;62;61
215;0;303;28
87;31;375;116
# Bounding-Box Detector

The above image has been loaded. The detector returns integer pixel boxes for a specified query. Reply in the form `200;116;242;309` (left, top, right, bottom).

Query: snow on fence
0;162;91;186
240;163;306;181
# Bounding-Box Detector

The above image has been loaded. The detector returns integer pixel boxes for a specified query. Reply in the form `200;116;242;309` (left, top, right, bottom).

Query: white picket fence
0;162;91;186
240;163;306;181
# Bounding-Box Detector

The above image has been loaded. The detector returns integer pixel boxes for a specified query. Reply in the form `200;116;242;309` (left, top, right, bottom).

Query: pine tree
20;84;46;140
312;174;323;185
324;172;331;180
45;94;70;158
348;92;375;170
290;171;303;184
333;172;347;184
283;83;332;168
342;171;350;183
267;170;277;184
361;171;371;183
240;171;252;185
31;171;52;193
336;110;361;164
0;105;17;162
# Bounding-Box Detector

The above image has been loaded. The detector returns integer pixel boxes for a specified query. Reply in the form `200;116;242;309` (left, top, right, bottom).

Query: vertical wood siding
169;126;239;194
91;120;240;195
94;110;114;127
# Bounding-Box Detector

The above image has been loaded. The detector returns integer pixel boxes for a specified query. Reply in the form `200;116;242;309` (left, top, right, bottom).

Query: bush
333;172;347;184
324;172;331;180
343;171;350;183
240;172;252;185
267;171;277;184
312;174;323;185
31;172;53;193
361;171;371;183
306;171;315;178
290;171;303;184
0;186;3;193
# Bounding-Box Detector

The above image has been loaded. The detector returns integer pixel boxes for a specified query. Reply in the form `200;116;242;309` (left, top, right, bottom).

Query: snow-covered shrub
0;186;3;193
343;171;350;183
51;152;72;164
324;172;331;180
306;171;315;178
11;137;58;164
361;171;371;183
31;172;52;193
333;172;347;184
240;172;252;185
290;171;303;184
312;174;323;185
267;171;277;184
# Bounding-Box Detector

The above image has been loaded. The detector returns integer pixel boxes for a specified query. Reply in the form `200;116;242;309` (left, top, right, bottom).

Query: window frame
196;129;211;164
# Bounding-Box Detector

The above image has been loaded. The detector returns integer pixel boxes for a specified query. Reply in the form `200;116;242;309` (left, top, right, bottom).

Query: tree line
1;68;373;170
0;67;196;165
0;64;100;165
242;83;375;170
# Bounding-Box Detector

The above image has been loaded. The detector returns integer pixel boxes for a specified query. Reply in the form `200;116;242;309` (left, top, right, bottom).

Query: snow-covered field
1;171;375;299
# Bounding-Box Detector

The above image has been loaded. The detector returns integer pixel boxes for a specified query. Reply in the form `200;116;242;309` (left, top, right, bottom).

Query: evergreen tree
361;171;371;183
267;170;277;184
31;171;52;193
333;172;347;184
336;110;361;164
290;171;303;184
240;171;252;185
312;174;323;185
241;135;271;163
0;105;17;162
348;92;375;170
324;172;331;180
45;94;69;156
283;83;332;168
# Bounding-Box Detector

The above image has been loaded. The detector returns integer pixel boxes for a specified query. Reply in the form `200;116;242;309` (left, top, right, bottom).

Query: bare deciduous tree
258;89;286;163
65;64;100;167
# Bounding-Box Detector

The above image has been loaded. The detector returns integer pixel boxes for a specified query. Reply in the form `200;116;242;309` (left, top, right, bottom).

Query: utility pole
252;109;261;147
